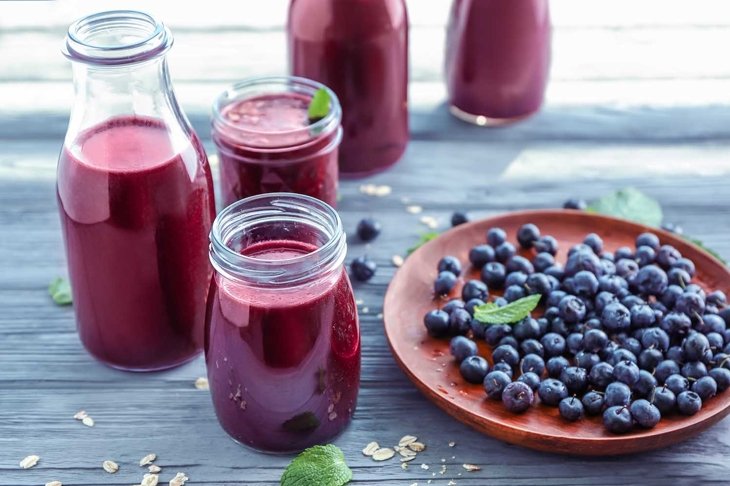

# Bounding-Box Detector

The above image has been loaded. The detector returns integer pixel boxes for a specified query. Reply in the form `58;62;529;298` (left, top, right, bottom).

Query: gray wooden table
2;1;730;485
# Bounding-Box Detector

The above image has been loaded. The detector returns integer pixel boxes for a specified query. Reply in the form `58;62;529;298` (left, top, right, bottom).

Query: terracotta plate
383;210;730;455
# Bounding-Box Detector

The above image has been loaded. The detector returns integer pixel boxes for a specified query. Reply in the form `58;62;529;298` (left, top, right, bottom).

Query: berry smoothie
57;115;215;370
212;81;341;207
288;0;409;176
445;0;551;123
205;240;360;452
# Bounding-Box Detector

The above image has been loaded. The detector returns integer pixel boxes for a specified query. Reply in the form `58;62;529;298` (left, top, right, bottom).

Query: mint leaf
474;294;541;324
49;277;72;306
407;232;439;255
587;187;663;227
308;88;331;123
281;444;352;486
684;236;727;265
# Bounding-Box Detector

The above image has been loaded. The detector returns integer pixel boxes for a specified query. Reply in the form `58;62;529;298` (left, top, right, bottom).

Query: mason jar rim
63;10;172;65
209;193;346;287
211;76;342;147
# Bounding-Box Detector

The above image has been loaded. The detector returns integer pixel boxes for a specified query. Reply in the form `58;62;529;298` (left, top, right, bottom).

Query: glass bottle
445;0;551;125
206;193;360;453
57;11;215;371
211;76;342;208
288;0;409;177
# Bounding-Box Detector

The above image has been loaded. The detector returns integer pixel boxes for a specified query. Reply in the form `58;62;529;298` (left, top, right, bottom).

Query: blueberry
499;336;519;350
681;361;708;379
638;348;664;371
517;371;541;390
672;257;696;277
603;406;633;434
707;290;727;308
505;271;528;288
448;309;472;336
462;280;488;302
434;271;458;295
656;245;682;269
460;355;490;384
685;283;706;299
438;256;462;277
660;312;691;337
582;391;605;415
665;373;689;396
537;378;569;406
495;242;516;263
351;256;377;281
583;233;603;254
544;265;565;280
501;381;534;413
700;314;727;334
517;354;544;377
667;268;691;287
532;252;555;273
709;368;730;392
513;317;541;341
621;294;646;310
424;310;450;337
559;295;587;323
599;275;629;294
464;298;485;317
449;336;478;362
469;244;496;269
636;232;661;251
630;304;656;328
691;376;717;400
559;396;584;421
492;361;514;378
605;381;632;407
614;360;641;386
573;270;600;297
676;390;702;415
484;324;512;346
602;302;631;333
546;356;570;379
356;217;381;242
635;246;656;267
566;332;584;354
595;291;618;314
506;255;534;275
563;198;587;210
451;211;469;227
610;348;638;366
634;265;668;296
541;332;566;357
441;299;465;314
517;223;540;249
520;338;544;357
661;222;684;235
484;370;512;399
651;386;676;414
676;292;706;318
565;249;604;277
525;273;551;297
575;351;601;371
534;236;559;256
618;336;642;357
480;262;506;289
630;399;661;428
633;370;658;397
492;344;520;368
470;318;486;339
589;362;615;389
615;246;634;260
661;285;687;309
560;366;588;394
486;227;507;248
550;317;570;337
503;285;526;302
683;333;711;362
615;259;639;279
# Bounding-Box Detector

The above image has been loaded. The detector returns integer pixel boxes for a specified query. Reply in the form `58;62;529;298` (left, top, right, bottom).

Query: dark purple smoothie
205;240;360;452
445;0;551;123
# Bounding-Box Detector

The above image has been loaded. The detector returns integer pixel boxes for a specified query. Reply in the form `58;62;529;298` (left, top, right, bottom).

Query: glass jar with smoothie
445;0;551;125
206;193;360;453
57;11;215;371
212;77;342;207
287;0;409;177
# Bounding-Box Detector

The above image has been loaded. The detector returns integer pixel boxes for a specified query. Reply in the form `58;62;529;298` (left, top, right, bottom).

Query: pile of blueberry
423;223;730;433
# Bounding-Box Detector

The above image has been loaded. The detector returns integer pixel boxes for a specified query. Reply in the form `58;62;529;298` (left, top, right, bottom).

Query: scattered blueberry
451;211;469;227
486;227;507;248
563;198;587;210
434;271;457;295
350;256;377;282
460;355;489;384
462;279;488;301
484;371;512;400
630;399;661;428
603;406;633;434
502;381;534;413
450;336;478;362
559;396;584;421
438;256;462;276
517;223;540;249
356;217;381;242
469;244;495;269
423;309;450;337
676;390;702;415
537;378;569;406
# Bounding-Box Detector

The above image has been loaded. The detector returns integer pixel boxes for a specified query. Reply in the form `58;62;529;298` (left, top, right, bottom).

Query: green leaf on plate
308;88;331;123
587;187;663;227
49;277;72;306
280;444;352;486
684;236;727;265
406;232;440;255
474;294;541;325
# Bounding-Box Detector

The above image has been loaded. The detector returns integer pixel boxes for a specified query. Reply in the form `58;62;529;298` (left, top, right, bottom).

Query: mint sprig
474;294;541;324
49;277;72;306
406;232;439;255
280;444;352;486
308;88;331;123
587;187;663;227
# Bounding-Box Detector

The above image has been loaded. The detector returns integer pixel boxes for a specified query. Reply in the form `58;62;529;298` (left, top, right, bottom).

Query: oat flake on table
81;416;94;427
372;447;395;461
149;464;161;473
19;455;39;469
462;464;482;472
362;441;380;456
45;482;62;486
398;435;418;447
139;453;157;466
169;472;189;486
141;473;159;486
408;441;426;452
102;460;119;473
73;410;87;420
194;377;209;390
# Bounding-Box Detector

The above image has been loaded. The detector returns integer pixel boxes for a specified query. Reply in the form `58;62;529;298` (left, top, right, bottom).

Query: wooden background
1;1;730;484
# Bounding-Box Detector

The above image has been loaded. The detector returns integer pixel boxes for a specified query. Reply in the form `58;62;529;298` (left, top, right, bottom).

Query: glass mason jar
287;0;409;177
57;11;215;371
211;77;342;208
445;0;551;125
206;193;360;453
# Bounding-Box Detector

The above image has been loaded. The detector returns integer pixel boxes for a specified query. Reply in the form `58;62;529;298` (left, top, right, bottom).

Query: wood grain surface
2;1;730;485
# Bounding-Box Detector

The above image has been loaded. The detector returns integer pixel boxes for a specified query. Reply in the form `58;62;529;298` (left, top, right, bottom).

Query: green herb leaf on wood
587;187;663;227
49;277;72;306
474;294;541;324
406;232;440;255
280;444;352;486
